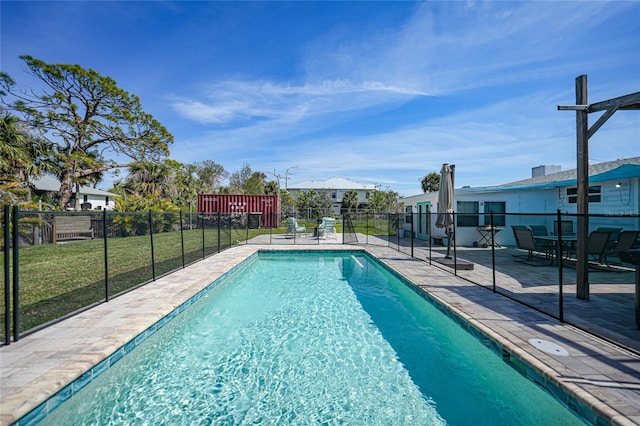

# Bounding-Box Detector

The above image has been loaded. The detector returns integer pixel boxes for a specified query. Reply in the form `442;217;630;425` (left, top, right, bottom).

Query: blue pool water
39;251;584;425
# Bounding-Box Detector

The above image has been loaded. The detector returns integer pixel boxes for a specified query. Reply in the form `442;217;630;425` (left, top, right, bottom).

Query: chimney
532;165;561;178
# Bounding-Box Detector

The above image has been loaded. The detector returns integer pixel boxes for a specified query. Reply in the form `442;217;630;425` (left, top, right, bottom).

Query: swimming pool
34;251;584;425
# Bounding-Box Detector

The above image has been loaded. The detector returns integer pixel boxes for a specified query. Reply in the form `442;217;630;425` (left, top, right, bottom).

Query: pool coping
1;245;639;425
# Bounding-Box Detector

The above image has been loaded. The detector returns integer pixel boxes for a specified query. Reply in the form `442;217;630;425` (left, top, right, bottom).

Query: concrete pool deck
1;244;639;425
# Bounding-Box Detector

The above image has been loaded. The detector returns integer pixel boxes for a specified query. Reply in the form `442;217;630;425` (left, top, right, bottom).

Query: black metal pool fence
2;207;639;355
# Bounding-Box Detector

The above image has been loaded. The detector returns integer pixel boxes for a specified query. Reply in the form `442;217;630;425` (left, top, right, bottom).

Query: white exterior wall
401;177;640;247
85;194;116;210
71;192;117;210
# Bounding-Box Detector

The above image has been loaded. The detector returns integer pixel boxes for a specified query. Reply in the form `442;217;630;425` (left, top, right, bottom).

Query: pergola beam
588;91;640;112
558;76;638;300
588;92;640;139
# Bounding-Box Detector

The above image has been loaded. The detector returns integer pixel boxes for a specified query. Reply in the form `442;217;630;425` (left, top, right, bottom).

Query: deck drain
528;339;569;356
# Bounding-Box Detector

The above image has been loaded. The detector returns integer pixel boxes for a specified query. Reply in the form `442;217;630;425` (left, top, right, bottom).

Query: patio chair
318;217;337;239
527;225;554;259
286;217;307;238
596;227;623;253
568;230;612;264
512;227;542;263
553;220;575;236
529;225;550;236
605;230;640;265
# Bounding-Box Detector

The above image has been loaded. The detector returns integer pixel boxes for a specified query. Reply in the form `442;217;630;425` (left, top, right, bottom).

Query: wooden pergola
558;75;640;299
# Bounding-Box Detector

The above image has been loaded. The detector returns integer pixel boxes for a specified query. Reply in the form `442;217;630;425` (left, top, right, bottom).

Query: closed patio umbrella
436;163;454;258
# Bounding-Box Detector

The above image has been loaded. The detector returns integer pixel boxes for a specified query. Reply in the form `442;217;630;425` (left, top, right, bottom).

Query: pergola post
559;76;640;301
575;75;590;299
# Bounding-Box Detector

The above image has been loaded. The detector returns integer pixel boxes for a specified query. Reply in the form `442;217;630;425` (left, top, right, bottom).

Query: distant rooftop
288;177;377;191
31;175;119;197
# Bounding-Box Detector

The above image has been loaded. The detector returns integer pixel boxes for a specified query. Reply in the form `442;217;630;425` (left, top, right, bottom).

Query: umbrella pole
445;228;453;259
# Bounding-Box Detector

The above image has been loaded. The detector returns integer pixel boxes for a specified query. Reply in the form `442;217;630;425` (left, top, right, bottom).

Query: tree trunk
74;181;81;210
58;174;75;210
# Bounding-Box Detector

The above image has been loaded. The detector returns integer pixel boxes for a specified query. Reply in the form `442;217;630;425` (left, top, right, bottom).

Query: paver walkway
1;244;639;425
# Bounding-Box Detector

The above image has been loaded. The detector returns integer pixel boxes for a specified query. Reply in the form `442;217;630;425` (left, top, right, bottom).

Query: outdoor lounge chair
527;225;554;259
529;225;550;236
605;230;640;265
318;217;337;239
568;230;613;264
512;227;543;264
286;217;307;238
596;227;623;253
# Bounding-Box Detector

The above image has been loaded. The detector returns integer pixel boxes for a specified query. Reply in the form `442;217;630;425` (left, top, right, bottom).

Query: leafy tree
367;188;400;212
0;113;54;206
421;172;440;193
296;190;332;218
113;193;179;235
0;56;173;209
279;190;296;214
118;160;175;199
228;164;253;193
167;160;198;210
342;190;359;212
368;189;387;212
264;180;279;195
195;160;227;194
385;189;401;212
0;113;52;182
244;171;267;194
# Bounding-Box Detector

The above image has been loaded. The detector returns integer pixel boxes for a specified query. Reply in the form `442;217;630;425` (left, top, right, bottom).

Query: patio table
476;226;503;248
533;235;578;264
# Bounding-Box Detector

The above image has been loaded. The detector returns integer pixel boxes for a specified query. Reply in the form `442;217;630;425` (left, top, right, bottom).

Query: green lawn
0;217;391;336
1;228;232;333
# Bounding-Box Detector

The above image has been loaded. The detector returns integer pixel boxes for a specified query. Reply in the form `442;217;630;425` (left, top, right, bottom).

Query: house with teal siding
400;157;640;247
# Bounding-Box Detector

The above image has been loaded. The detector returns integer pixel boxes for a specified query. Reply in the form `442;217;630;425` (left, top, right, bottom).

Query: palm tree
0;113;52;205
121;161;175;199
342;190;359;213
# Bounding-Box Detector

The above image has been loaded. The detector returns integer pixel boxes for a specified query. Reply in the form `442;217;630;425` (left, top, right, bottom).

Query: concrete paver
1;243;639;425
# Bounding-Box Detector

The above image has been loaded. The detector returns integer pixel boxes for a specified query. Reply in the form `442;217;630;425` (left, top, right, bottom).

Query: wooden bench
53;215;94;243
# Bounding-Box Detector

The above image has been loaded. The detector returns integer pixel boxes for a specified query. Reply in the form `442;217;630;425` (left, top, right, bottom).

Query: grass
0;218;391;336
1;228;236;333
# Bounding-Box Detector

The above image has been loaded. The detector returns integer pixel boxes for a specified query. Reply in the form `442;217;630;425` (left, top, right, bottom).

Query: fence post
490;210;496;292
366;212;369;245
557;209;564;322
180;211;185;268
103;209;109;302
202;214;206;259
12;206;19;342
245;212;249;243
410;212;414;258
217;212;221;253
4;205;10;345
148;211;156;281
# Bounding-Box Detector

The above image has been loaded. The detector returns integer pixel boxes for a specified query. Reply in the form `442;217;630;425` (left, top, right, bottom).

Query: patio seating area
374;233;640;354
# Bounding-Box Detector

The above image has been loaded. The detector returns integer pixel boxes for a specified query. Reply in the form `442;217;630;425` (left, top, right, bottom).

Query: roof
288;177;377;191
31;175;119;197
457;157;640;194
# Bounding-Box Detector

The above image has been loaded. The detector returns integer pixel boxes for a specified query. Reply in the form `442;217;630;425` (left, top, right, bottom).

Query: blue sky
1;1;639;196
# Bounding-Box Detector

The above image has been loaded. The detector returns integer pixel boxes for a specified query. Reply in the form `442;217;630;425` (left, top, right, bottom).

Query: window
405;206;412;224
331;192;337;200
83;194;88;203
483;202;506;226
567;186;601;203
457;201;479;227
